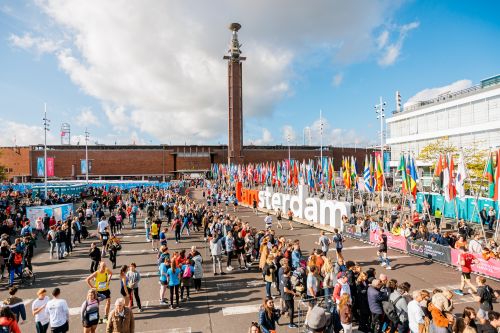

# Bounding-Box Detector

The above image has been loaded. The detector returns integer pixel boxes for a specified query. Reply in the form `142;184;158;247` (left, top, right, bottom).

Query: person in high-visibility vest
434;208;442;227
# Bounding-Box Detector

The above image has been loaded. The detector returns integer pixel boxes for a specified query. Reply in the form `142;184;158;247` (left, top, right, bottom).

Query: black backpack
0;324;11;333
382;295;403;323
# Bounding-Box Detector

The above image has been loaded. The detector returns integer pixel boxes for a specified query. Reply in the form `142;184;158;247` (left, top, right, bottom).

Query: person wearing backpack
475;276;495;320
0;307;21;333
180;259;195;301
80;289;107;333
387;282;410;333
3;287;26;323
7;245;23;287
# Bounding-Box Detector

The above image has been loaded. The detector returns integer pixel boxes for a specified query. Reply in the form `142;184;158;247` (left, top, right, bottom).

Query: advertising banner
406;239;451;263
26;203;74;227
37;157;44;177
343;224;369;241
450;248;500;280
47;157;55;177
81;160;92;174
369;230;406;251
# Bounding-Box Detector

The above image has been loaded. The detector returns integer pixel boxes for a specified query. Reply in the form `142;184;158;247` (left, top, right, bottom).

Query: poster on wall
37;157;44;177
47;157;55;177
81;160;92;174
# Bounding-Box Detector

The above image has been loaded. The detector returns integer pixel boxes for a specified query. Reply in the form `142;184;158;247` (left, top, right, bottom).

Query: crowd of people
0;181;499;333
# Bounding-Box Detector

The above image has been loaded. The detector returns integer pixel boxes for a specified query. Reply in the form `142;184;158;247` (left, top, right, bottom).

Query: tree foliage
418;138;489;192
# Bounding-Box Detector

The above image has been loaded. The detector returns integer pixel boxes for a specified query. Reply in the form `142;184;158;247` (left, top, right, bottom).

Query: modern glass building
387;74;500;168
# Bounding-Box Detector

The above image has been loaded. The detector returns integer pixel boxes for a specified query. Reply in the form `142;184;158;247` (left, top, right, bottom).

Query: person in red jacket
0;307;21;333
458;246;478;295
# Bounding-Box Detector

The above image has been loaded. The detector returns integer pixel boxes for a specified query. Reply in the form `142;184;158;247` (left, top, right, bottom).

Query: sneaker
214;272;219;276
386;266;392;270
138;308;143;312
246;262;252;268
226;266;233;272
380;262;387;267
288;323;298;328
220;272;226;275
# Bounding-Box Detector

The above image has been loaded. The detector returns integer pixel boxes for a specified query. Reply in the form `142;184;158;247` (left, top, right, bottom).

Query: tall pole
375;97;386;208
85;128;89;184
43;103;50;199
319;109;323;162
287;133;291;165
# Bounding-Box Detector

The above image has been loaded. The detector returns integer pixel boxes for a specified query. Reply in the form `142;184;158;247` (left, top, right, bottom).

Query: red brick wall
0;147;31;181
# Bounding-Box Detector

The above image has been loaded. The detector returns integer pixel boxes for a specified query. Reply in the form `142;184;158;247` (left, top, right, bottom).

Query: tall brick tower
223;23;245;165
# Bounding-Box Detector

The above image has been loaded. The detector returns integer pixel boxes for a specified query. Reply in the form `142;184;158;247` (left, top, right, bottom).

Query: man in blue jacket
367;279;388;333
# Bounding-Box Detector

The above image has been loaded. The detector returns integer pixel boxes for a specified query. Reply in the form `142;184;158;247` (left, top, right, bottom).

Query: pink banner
369;230;406;251
450;248;500;280
47;157;54;177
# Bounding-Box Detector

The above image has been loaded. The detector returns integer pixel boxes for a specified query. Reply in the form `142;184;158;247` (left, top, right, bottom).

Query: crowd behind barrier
342;225;500;280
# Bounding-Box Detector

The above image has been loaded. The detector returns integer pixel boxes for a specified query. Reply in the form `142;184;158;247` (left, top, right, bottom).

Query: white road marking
22;299;33;306
222;304;281;316
217;280;265;289
69;307;80;316
222;304;261;316
137;328;191;333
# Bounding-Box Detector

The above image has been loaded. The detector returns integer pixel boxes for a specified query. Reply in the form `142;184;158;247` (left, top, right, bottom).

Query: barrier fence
342;225;500;280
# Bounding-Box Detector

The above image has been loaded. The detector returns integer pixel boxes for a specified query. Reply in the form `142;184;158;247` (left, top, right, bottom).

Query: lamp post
43;104;50;199
375;97;386;207
319;109;324;162
85;128;89;184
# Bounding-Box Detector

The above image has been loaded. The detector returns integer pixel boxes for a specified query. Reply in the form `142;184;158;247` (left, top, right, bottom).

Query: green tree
418;138;488;193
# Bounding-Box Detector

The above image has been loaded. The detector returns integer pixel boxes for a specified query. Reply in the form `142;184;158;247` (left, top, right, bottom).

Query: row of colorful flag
211;154;386;193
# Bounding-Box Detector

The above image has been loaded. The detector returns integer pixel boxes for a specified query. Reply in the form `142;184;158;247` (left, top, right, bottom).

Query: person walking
264;213;272;230
457;246;478;295
105;298;134;333
144;214;152;242
276;208;283;229
81;289;107;333
126;263;142;312
85;262;113;322
45;288;69;333
377;228;391;270
287;208;294;230
32;288;50;333
47;226;57;259
55;227;66;260
7;245;23;287
88;243;101;273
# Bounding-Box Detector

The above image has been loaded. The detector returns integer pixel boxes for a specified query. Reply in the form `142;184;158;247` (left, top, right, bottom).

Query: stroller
291;266;306;296
81;225;89;239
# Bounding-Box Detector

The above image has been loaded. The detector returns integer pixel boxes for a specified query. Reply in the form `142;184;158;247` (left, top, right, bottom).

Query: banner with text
406;239;451;263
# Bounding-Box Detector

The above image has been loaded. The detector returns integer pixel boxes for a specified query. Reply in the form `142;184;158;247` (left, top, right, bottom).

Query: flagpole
468;151;489;243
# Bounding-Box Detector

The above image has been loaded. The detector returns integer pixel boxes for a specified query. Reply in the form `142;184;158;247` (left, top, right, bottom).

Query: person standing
81;289;107;333
158;257;170;305
126;263;142;312
55;227;66;260
105;298;134;333
488;207;496;231
45;288;69;333
32;288;50;333
167;260;181;309
225;231;235;272
367;279;388;333
408;290;426;333
475;276;494;320
338;293;353;333
280;266;297;328
192;252;203;292
480;208;488;227
3;287;26;323
258;297;281;333
86;262;113;322
0;307;21;333
88;243;101;273
150;221;160;252
210;232;224;276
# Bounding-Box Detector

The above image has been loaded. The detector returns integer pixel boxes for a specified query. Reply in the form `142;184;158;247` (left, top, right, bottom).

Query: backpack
47;233;53;241
0;324;11;333
182;265;192;278
82;300;100;326
13;253;23;266
382;295;403;323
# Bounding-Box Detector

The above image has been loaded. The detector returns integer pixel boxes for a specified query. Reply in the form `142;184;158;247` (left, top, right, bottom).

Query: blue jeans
145;224;150;241
181;223;190;236
131;215;137;228
378;252;390;266
265;281;272;297
56;242;65;259
9;265;22;285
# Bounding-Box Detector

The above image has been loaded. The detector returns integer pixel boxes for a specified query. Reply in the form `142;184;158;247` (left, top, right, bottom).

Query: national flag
455;153;467;200
375;154;384;191
363;155;373;192
408;156;418;198
485;153;495;198
397;154;407;194
449;155;457;201
434;155;443;188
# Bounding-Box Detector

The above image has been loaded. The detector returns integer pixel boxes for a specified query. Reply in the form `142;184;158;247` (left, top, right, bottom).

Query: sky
0;0;499;147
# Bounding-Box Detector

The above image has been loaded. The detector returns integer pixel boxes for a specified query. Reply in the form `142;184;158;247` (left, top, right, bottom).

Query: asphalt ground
3;188;500;333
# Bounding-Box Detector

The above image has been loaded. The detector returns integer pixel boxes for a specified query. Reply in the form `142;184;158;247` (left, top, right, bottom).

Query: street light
85;128;90;184
375;97;386;207
43;103;50;200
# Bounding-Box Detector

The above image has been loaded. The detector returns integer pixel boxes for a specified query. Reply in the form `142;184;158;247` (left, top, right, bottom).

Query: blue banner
37;157;44;177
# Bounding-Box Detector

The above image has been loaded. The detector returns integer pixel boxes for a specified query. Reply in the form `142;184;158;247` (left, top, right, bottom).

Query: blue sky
0;0;499;147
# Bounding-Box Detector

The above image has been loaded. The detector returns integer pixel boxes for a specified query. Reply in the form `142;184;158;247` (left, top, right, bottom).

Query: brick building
0;144;368;182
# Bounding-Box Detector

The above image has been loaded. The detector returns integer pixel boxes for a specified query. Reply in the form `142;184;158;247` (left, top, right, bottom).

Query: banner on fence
369;230;406;251
26;203;74;228
343;224;369;241
450;248;500;280
406;239;452;263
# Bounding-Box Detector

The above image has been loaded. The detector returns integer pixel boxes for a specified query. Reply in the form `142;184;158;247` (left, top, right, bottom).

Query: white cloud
305;116;370;147
332;73;343;87
253;128;274;145
76;108;99;126
404;79;473;108
0;119;57;146
378;21;419;67
9;33;60;55
11;1;406;143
